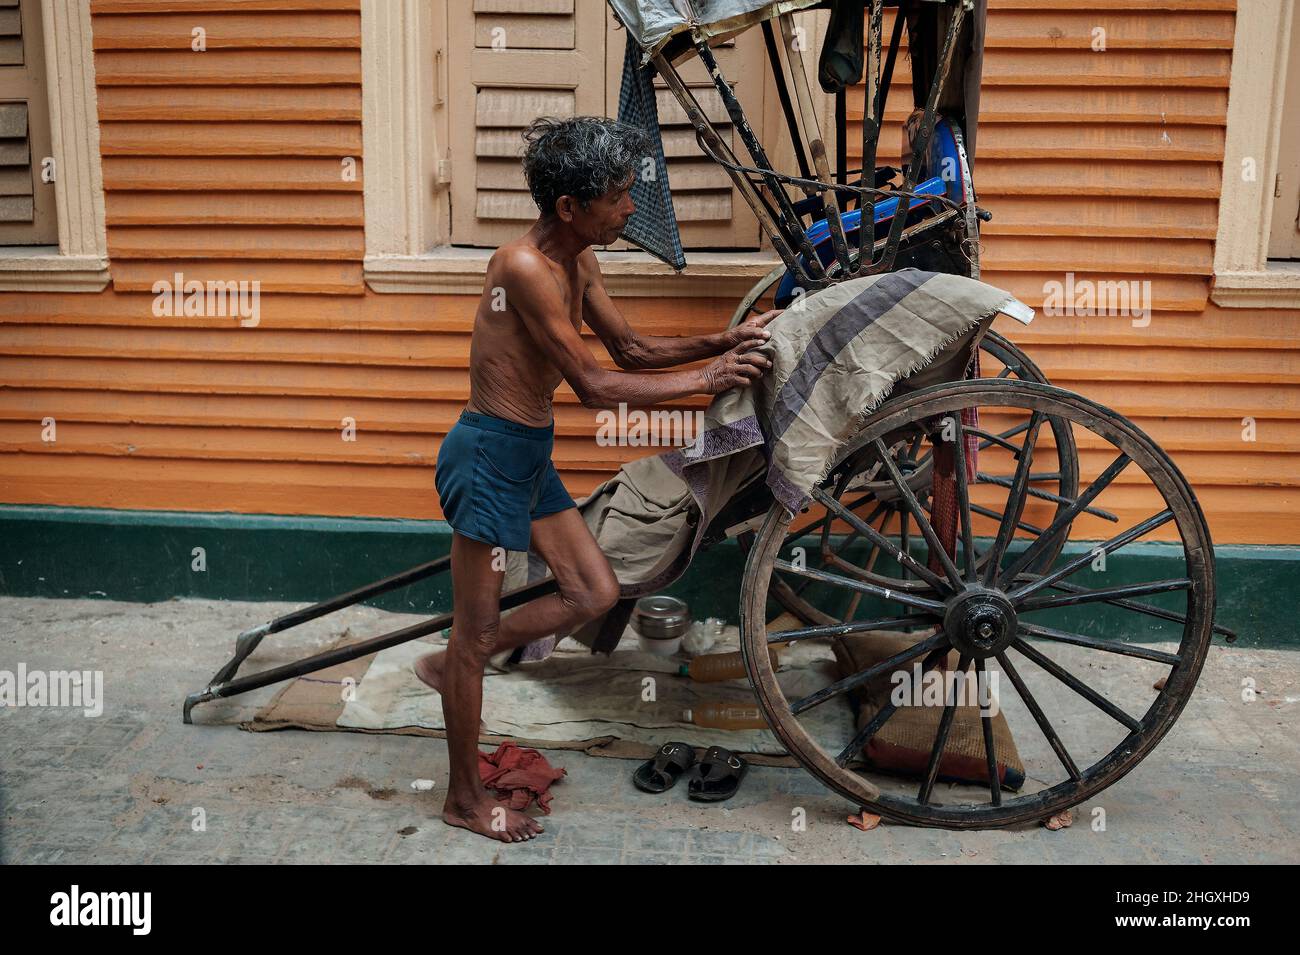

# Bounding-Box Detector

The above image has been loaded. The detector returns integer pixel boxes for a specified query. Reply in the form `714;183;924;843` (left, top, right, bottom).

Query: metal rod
205;555;453;690
183;575;560;723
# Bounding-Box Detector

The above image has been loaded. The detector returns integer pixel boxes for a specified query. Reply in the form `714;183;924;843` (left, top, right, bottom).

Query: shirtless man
415;116;780;843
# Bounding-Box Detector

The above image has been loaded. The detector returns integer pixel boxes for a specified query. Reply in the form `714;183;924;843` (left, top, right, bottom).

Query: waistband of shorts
458;409;554;440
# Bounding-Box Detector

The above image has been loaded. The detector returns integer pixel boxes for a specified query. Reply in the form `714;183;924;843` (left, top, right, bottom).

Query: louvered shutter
448;0;606;246
0;0;56;245
1269;6;1300;260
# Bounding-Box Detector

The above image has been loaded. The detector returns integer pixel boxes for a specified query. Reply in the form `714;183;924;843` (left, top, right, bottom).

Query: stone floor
1;595;1296;864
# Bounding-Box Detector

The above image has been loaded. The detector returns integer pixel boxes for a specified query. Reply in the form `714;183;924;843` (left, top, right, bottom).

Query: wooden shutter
0;0;55;245
448;0;606;247
1269;7;1300;260
603;9;764;249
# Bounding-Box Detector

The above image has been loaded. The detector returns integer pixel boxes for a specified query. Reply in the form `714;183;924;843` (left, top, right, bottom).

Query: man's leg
439;530;544;843
416;507;619;688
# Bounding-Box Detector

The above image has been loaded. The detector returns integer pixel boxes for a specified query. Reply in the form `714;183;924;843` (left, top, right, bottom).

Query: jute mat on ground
245;612;850;767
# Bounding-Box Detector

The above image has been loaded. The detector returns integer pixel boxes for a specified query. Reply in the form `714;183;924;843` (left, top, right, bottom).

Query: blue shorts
434;409;576;553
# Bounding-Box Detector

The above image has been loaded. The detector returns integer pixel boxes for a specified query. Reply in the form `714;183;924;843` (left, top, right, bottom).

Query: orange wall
0;0;1296;544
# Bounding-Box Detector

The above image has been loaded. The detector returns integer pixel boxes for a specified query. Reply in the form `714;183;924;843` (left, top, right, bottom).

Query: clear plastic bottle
681;703;769;730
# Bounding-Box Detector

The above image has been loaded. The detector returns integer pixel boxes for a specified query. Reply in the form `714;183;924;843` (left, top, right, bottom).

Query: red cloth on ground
477;741;566;814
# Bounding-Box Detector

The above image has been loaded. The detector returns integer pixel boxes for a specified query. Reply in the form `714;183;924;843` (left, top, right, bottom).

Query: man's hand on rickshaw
726;307;784;349
701;343;772;394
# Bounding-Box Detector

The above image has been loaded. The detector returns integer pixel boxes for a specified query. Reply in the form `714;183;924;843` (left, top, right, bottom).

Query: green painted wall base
1;504;1295;648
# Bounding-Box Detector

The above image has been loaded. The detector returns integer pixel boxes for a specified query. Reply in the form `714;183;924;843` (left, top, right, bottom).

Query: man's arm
500;248;770;409
579;250;781;370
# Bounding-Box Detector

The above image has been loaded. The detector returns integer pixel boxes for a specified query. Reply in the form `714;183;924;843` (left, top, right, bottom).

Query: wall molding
1212;0;1299;308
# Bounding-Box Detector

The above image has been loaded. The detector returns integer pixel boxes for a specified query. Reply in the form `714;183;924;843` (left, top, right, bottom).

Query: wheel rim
740;379;1215;828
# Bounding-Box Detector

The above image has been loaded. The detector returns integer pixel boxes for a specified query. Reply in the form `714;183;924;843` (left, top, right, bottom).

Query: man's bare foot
413;651;446;694
442;793;544;843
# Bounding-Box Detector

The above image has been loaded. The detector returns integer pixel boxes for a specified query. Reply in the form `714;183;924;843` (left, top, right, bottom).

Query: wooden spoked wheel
740;379;1216;828
752;329;1082;627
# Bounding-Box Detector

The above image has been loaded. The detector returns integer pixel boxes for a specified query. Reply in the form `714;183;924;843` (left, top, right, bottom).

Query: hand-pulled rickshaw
185;0;1235;830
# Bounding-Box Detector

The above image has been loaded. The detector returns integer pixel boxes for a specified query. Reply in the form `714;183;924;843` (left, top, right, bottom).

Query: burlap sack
831;631;1024;790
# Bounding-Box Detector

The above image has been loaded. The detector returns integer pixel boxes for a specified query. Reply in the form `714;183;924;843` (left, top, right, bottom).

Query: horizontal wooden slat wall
0;0;1295;545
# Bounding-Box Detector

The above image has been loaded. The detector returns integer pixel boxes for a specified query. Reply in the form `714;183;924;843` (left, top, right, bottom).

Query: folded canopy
609;0;823;58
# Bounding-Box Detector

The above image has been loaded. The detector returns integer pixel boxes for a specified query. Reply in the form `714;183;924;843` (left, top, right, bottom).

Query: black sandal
686;746;749;802
633;742;696;793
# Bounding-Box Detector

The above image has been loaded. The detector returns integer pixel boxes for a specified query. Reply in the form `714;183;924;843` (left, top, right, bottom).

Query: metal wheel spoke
976;659;1001;806
872;437;964;589
1011;638;1141;732
996;651;1081;781
982;412;1043;586
1018;622;1181;666
1009;510;1175;604
811;487;951;594
773;559;946;615
918;654;971;805
1019;578;1192;613
790;631;948;716
998;452;1133;589
770;614;930;645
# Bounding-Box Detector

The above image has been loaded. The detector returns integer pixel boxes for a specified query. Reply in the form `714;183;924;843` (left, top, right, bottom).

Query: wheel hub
943;588;1017;659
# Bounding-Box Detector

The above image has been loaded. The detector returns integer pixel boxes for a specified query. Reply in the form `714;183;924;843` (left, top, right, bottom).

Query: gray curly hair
521;116;652;218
